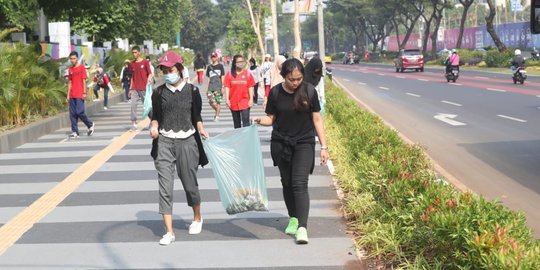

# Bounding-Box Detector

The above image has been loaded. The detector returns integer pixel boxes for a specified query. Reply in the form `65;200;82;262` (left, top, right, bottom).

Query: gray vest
160;85;193;133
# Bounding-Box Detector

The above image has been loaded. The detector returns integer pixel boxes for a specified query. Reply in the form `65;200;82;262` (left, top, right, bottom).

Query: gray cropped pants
154;135;201;215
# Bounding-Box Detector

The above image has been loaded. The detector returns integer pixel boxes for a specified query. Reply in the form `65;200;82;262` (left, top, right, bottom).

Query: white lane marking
343;79;350;82
418;79;429;82
487;88;506;92
434;113;467;126
449;83;463;86
396;76;405;79
406;93;421;97
379;87;390;90
497;115;527;123
474;76;487;79
441;100;462;107
537;95;540;98
357;82;366;85
377;73;385;76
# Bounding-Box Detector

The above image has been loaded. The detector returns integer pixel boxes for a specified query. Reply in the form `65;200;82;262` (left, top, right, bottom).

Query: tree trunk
431;11;443;58
456;1;473;49
246;0;266;57
485;0;507;51
293;0;302;59
399;13;422;50
422;10;435;53
270;0;279;58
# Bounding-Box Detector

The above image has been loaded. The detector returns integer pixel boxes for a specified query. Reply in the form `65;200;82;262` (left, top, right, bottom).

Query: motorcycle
445;66;459;83
531;51;540;61
512;66;527;84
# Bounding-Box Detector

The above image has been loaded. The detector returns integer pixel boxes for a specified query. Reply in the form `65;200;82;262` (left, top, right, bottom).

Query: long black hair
231;54;244;78
280;58;310;112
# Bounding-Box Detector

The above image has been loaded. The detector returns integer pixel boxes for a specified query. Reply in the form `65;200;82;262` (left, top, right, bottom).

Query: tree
0;0;40;29
181;0;228;56
392;0;423;50
485;0;506;51
245;0;267;56
224;7;258;55
456;0;474;49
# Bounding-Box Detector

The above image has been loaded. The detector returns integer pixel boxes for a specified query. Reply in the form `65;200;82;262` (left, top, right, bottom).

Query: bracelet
321;146;328;150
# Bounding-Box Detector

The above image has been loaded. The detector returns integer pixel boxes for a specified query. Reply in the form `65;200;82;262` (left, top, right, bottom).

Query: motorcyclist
511;49;525;75
531;47;539;60
445;49;460;74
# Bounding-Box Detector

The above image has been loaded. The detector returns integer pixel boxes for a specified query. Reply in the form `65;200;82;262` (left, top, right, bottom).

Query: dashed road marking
379;87;389;90
497;115;526;123
377;73;385;76
418;79;429;82
357;82;366;85
406;93;421;97
397;76;405;79
487;88;506;92
449;83;463;86
441;100;463;107
343;79;350;82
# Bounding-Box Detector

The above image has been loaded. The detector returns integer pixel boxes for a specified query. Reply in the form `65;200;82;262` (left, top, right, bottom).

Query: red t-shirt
224;69;255;111
68;64;87;98
93;73;110;87
130;59;151;90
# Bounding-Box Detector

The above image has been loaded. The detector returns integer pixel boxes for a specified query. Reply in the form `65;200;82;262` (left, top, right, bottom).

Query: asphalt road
332;63;540;236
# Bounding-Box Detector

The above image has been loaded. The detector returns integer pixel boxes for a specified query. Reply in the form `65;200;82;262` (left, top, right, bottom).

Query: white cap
265;54;271;59
515;49;521;55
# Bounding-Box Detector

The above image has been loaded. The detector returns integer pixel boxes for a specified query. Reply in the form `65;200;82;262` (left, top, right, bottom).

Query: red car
395;49;424;72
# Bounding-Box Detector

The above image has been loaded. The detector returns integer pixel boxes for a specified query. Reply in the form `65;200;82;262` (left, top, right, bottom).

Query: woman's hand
199;128;209;139
150;126;159;139
320;148;329;166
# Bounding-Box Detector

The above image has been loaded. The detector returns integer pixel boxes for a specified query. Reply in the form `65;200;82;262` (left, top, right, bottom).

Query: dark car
395;49;424;72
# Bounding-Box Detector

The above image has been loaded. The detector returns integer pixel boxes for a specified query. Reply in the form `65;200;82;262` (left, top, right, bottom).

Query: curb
0;94;125;154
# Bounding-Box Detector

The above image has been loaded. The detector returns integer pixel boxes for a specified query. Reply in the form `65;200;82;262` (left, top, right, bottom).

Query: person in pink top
445;49;460;74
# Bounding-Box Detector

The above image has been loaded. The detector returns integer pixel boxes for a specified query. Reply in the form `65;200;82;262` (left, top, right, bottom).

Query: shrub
332;52;345;61
325;79;540;269
0;43;65;127
485;49;513;67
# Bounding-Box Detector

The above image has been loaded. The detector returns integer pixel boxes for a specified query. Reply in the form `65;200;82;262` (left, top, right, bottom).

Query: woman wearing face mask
149;51;209;245
254;58;329;245
223;54;255;129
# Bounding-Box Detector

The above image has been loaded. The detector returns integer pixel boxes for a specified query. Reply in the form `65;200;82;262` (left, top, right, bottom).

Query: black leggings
275;143;314;228
231;108;251;129
253;83;259;104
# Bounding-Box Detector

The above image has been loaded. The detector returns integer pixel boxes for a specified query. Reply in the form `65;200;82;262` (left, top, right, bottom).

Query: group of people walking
65;48;328;246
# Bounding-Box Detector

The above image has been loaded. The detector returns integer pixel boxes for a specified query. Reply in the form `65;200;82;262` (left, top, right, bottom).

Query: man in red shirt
67;51;94;138
129;46;154;129
224;54;255;128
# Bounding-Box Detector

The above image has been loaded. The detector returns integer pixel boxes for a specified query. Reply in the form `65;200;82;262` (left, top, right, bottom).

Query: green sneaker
285;217;299;235
295;227;309;244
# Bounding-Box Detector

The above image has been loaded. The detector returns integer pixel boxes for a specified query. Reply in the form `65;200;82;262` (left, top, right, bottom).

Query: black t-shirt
265;83;321;141
206;64;225;91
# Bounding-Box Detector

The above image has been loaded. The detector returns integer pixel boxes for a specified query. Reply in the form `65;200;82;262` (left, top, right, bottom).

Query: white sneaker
69;132;79;138
188;219;203;234
132;123;138;130
159;232;175;245
93;98;99;102
87;123;95;136
214;116;219;122
103;106;108;110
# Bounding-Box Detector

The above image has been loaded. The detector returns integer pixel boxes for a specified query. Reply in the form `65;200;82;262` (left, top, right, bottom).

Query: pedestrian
254;58;329;244
263;54;286;109
149;50;209;245
206;52;225;121
303;56;323;88
119;60;132;102
89;67;115;110
194;53;206;85
146;56;156;85
66;51;95;138
248;57;261;105
261;54;273;98
129;46;153;130
223;54;255;129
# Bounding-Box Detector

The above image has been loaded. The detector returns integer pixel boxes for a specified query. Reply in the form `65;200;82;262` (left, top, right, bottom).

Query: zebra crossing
0;91;361;269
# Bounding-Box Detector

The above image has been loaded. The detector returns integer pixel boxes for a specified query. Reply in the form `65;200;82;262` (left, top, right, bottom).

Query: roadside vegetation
325;79;540;269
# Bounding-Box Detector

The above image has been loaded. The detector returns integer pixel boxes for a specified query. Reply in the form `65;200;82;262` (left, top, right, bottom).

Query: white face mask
164;72;180;84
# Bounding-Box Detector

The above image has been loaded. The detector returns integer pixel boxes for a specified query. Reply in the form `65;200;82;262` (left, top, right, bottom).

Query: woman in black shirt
254;58;329;244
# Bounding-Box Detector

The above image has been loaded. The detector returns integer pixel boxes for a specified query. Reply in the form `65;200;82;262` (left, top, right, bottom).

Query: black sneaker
87;123;95;136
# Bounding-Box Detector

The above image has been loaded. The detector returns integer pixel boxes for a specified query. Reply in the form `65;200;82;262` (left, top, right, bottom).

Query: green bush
485;49;514;68
325;79;540;269
0;43;65;127
332;52;345;61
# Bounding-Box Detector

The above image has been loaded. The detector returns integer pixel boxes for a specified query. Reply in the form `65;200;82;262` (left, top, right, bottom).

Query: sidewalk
0;84;362;269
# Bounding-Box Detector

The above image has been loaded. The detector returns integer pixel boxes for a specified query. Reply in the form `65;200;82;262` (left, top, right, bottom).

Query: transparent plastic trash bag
202;125;268;215
142;83;153;118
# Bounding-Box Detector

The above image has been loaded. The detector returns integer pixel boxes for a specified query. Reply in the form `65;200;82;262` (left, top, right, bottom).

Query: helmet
515;49;521;55
451;49;457;53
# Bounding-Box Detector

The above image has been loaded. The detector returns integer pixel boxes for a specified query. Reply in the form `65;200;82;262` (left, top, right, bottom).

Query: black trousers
253;83;259;104
273;142;315;228
231;108;251;129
